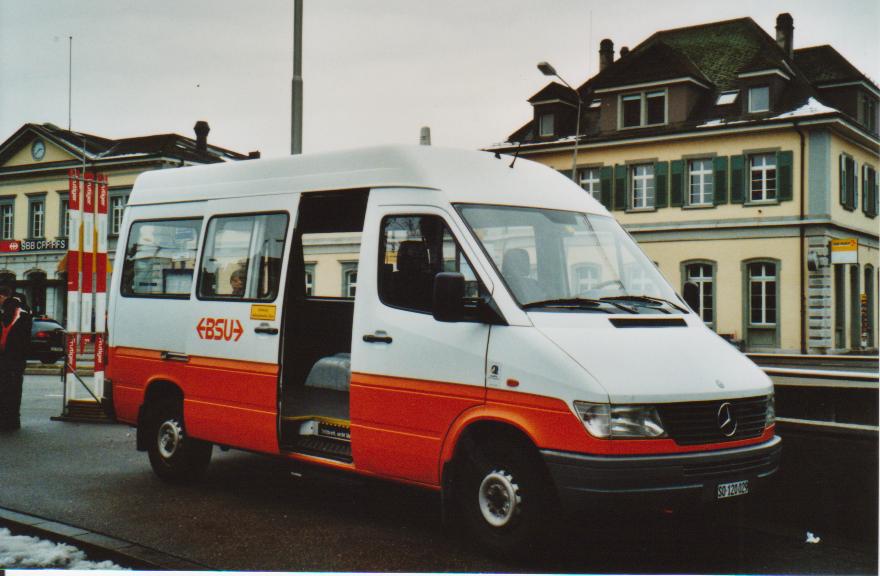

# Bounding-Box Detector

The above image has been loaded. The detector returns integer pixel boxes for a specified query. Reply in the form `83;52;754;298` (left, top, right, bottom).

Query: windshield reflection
457;205;681;310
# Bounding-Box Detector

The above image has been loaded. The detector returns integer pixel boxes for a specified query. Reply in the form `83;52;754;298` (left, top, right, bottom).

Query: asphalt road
0;375;876;573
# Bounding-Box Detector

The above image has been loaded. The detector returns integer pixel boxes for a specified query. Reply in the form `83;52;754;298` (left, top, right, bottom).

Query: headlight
573;401;666;439
765;393;775;428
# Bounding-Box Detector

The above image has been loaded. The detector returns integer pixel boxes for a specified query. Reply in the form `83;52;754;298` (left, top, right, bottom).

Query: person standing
0;286;32;431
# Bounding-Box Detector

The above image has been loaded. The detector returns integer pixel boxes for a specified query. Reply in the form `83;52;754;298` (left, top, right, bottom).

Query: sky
1;0;878;159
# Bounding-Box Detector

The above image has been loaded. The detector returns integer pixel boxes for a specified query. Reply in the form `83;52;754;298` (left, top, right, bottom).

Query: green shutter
839;155;847;206
777;150;793;202
654;161;669;208
670;160;683;207
614;164;626;210
730;155;745;204
862;166;868;213
874;173;879;217
713;156;728;205
600;166;613;210
847;157;857;210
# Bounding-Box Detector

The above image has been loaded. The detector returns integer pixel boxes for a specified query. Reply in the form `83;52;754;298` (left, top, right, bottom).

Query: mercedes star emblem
717;402;737;437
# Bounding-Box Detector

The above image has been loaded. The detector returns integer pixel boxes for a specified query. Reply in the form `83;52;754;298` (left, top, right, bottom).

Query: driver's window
379;214;480;313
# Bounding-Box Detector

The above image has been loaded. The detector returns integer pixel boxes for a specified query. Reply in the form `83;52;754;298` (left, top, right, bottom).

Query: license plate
717;480;749;499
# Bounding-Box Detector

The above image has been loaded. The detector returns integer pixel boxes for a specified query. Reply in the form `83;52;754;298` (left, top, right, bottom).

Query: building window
748;262;777;326
304;264;315;296
59;196;69;238
631;164;655;209
110;192;130;236
29;196;45;238
688;159;714;205
620;90;666;128
716;90;739;106
0;201;13;240
684;262;714;325
862;94;877;133
538;113;554;137
342;264;358;298
579;167;601;202
748;86;769;113
750;153;777;202
572;263;600;293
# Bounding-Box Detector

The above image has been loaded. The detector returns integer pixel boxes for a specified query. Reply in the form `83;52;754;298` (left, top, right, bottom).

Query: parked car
30;317;66;364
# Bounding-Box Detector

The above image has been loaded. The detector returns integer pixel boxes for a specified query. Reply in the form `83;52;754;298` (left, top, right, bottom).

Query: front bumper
542;435;781;509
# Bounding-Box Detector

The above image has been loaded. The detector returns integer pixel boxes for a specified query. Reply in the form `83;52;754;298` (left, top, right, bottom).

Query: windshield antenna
509;142;522;169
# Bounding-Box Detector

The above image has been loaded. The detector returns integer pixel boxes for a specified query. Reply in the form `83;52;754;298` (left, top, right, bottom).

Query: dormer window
538;113;555;137
748;86;770;113
861;93;877;133
620;89;667;128
716;91;739;106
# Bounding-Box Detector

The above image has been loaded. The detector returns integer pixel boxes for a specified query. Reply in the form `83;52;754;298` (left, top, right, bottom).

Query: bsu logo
197;317;244;342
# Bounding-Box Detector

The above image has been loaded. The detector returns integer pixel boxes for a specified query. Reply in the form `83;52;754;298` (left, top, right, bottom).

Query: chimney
599;39;614;71
620;46;630;58
420;126;431;146
775;13;794;58
194;120;210;151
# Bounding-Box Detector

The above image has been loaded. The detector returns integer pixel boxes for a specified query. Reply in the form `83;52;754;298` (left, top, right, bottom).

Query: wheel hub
157;419;183;459
478;469;521;527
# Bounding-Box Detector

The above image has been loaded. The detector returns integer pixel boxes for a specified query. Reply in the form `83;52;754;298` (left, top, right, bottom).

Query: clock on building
31;139;46;161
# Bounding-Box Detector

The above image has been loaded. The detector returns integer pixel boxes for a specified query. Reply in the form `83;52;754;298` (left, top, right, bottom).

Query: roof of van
128;145;606;214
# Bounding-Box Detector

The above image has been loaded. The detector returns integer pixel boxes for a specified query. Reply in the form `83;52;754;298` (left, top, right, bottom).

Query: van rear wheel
146;398;212;483
458;438;553;557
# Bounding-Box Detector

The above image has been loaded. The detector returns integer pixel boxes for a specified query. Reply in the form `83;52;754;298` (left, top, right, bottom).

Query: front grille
656;396;768;446
683;452;776;478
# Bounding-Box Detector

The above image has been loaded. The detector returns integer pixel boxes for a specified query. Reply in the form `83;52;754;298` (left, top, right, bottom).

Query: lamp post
537;61;582;182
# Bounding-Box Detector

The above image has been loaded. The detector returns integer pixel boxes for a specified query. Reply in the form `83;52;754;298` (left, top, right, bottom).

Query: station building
490;13;879;353
0;121;250;320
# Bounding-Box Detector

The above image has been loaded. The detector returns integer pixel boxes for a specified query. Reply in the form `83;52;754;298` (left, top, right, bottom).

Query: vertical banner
65;169;82;401
94;174;109;397
81;173;95;335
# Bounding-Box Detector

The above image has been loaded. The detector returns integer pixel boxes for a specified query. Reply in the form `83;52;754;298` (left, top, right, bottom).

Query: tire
146;397;212;483
457;437;554;558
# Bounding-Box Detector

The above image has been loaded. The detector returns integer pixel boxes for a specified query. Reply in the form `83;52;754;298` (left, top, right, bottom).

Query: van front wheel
458;439;552;557
146;398;212;483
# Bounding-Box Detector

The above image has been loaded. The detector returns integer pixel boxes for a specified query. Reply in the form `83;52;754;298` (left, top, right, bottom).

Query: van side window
198;213;289;301
121;219;202;298
379;215;479;313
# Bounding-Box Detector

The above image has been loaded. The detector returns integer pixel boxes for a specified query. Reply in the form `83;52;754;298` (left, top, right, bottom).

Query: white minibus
107;146;780;554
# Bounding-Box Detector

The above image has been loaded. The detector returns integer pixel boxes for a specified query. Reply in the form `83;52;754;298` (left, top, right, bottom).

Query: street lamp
537;61;583;182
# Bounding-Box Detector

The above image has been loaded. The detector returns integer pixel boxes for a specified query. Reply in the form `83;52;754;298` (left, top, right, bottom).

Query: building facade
0;122;250;319
491;13;878;353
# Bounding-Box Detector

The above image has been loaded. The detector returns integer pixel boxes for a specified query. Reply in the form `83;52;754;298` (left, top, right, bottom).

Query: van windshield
457;204;682;312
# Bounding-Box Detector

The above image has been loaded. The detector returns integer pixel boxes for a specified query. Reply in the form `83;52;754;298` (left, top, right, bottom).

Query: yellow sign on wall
830;238;858;264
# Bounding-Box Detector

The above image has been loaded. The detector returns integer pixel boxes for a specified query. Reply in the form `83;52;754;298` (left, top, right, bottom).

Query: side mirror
682;281;700;313
433;272;465;322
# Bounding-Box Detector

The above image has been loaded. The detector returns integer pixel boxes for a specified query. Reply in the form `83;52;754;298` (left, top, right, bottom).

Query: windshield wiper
522;297;636;314
600;295;688;314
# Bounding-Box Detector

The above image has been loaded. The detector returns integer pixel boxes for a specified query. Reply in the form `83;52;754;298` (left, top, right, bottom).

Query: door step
282;416;352;463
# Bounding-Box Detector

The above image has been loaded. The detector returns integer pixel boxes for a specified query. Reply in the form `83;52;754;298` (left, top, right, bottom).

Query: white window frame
29;198;45;239
748;86;770;113
342;263;358;298
619;89;667;129
110;195;127;236
578;167;602;202
538;113;554;137
304;263;315;296
688;158;715;206
750;153;777;202
685;262;714;326
749;262;777;327
0;202;14;240
631;164;655;210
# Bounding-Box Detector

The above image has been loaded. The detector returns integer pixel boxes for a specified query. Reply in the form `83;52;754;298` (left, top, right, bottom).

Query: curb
0;506;210;570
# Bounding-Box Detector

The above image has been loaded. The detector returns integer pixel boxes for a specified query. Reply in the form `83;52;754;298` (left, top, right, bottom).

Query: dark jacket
1;296;32;372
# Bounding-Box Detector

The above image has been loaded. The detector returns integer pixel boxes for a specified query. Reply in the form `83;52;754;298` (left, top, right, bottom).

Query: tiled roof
589;41;712;90
794;45;878;89
528;82;577;104
0;123;248;167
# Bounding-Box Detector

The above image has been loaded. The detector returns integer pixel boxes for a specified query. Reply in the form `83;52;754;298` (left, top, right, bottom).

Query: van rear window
120;219;202;298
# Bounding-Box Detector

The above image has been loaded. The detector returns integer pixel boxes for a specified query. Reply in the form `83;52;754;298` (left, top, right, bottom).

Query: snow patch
0;527;124;569
770;97;838;119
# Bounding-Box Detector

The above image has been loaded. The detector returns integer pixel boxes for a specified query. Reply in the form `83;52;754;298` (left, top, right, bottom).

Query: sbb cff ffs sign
0;239;68;252
196;317;244;342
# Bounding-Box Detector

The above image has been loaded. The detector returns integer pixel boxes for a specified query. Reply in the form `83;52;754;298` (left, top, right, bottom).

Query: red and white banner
65;169;82;400
94;174;109;390
80;173;95;335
